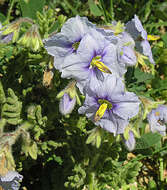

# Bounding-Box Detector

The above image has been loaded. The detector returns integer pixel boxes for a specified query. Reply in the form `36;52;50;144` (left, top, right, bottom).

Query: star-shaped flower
79;75;140;135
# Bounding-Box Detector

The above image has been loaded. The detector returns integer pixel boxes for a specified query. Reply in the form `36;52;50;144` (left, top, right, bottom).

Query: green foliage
98;159;142;190
1;88;22;125
64;163;86;189
19;0;46;19
135;133;162;150
1;0;167;190
88;0;103;17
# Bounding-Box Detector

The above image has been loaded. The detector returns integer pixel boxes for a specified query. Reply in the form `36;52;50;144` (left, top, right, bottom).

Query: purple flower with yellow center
126;15;155;64
147;105;167;136
61;31;126;92
78;75;140;135
59;93;76;115
44;15;95;71
0;171;23;190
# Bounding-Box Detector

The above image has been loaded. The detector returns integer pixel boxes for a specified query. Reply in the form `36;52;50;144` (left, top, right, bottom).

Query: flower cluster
0;171;23;190
44;15;155;150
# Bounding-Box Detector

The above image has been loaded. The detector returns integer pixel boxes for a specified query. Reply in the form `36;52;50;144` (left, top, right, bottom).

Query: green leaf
161;33;167;48
0;13;6;22
134;68;153;83
1;88;22;125
28;142;38;160
0;80;6;104
88;0;103;16
19;0;46;19
135;132;161;150
155;2;167;21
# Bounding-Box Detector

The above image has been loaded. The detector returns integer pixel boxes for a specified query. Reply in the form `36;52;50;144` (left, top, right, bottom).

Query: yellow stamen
91;56;112;74
147;35;160;41
155;111;160;116
95;61;112;74
94;103;107;122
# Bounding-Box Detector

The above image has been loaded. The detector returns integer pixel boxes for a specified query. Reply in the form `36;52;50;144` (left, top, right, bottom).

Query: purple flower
123;130;136;151
0;171;23;190
78;75;140;135
117;32;137;66
61;31;126;92
59;93;76;115
44;15;95;71
147;105;167;136
126;15;155;64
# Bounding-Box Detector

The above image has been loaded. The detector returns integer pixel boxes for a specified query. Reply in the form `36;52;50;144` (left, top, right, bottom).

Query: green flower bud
56;81;81;105
18;25;43;51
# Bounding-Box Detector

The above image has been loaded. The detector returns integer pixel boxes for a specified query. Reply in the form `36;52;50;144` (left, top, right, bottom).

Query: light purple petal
0;171;23;190
118;46;137;66
61;15;95;43
44;16;95;71
102;43;126;77
113;92;140;120
126;15;155;64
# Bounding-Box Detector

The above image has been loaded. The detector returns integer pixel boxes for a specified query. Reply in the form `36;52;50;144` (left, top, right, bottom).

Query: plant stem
63;0;78;15
6;0;15;23
159;158;164;182
110;0;114;20
88;172;95;190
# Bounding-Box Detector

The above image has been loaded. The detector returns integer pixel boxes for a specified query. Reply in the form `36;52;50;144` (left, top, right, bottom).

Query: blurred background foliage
0;0;167;190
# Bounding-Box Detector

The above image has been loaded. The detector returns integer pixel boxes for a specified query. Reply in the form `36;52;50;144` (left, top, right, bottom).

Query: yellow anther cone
94;103;107;122
147;35;160;41
94;61;112;74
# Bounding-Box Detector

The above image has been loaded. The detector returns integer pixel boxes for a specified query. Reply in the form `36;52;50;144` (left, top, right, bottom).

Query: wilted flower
44;15;95;71
61;31;126;92
78;75;140;135
126;15;155;64
147;105;167;136
0;171;23;190
59;93;76;115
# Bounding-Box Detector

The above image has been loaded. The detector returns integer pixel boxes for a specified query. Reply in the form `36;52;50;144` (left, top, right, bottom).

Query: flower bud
123;130;136;151
56;81;81;106
59;93;76;115
18;25;43;51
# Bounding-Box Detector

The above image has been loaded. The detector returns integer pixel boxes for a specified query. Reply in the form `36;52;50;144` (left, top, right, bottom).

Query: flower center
94;99;112;122
155;111;160;116
72;41;80;51
90;56;112;74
